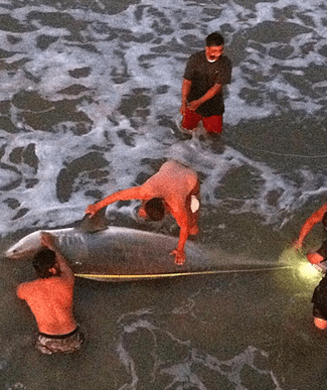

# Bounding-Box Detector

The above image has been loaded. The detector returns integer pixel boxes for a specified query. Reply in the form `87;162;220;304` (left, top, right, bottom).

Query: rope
75;265;293;280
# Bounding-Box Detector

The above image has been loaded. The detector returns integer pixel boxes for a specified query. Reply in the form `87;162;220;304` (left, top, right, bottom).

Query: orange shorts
181;107;223;134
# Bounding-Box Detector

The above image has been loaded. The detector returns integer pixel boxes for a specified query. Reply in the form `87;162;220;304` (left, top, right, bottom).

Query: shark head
6;230;43;260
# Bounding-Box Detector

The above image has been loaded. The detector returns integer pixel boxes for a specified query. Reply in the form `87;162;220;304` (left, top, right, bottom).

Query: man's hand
85;204;99;217
40;232;56;251
170;248;186;265
188;100;201;111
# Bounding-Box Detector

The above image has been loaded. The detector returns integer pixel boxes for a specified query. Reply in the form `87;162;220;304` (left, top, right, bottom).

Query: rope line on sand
75;265;293;280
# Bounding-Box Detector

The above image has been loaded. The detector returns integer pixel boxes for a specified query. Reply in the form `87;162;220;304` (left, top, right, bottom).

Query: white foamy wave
0;0;326;236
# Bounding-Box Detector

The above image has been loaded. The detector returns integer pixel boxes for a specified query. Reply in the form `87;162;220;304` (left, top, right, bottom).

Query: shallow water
1;0;327;388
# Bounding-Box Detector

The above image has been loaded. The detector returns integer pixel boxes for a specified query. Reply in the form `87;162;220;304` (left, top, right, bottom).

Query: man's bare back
85;160;200;265
17;232;83;354
17;274;76;335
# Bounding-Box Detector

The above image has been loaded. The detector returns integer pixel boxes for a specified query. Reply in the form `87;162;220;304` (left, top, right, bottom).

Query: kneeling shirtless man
17;232;84;354
294;203;327;330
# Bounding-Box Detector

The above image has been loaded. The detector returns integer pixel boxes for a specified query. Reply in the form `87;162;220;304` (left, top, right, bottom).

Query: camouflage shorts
36;327;85;355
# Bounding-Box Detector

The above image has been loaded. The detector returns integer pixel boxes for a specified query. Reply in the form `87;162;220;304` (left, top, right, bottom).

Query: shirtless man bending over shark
85;160;200;265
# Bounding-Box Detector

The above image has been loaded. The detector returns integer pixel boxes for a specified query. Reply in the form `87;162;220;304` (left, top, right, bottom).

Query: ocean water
1;0;327;389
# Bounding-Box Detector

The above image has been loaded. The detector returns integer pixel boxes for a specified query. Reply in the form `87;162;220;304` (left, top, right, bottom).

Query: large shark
5;214;291;282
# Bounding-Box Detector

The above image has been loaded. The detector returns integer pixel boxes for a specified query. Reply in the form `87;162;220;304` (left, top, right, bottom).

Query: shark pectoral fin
76;208;108;233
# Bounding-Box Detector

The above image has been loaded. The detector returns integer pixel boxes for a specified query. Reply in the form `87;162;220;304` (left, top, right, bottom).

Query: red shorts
181;108;223;134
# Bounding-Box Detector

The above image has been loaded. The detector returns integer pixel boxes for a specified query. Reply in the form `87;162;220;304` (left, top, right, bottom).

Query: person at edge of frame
85;160;200;266
294;203;327;330
179;31;232;135
17;232;84;354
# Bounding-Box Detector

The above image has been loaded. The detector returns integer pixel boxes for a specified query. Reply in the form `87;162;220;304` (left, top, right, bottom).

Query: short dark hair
206;32;224;47
144;198;165;221
33;248;56;278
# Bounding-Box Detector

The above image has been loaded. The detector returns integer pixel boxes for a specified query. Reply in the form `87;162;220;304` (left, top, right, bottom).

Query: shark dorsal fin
76;208;108;233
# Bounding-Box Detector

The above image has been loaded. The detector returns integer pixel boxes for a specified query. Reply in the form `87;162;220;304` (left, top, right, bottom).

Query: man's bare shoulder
17;279;43;299
17;276;69;296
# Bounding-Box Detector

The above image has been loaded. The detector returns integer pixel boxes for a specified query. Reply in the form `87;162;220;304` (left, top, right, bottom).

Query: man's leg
181;108;202;130
202;115;223;134
312;276;327;330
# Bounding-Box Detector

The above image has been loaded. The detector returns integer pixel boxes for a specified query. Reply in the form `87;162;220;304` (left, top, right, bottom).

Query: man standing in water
294;203;327;330
17;232;84;354
180;32;232;135
85;160;200;265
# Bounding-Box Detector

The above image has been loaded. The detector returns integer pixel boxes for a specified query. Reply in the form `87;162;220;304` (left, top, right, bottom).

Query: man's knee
307;252;324;264
314;317;327;330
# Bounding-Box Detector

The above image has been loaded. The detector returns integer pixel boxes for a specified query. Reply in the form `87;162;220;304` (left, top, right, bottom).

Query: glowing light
278;247;322;284
297;261;322;281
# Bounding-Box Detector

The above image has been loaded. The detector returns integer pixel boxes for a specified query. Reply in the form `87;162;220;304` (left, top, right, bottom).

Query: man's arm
40;232;74;283
188;83;222;111
85;186;146;217
170;226;189;266
180;78;192;115
294;203;327;249
170;209;190;265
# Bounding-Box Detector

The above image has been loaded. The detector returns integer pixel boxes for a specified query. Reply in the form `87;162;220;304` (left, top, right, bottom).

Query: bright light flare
279;247;322;284
297;261;322;281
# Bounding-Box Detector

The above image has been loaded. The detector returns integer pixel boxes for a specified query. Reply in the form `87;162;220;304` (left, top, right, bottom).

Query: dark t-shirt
183;50;232;117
